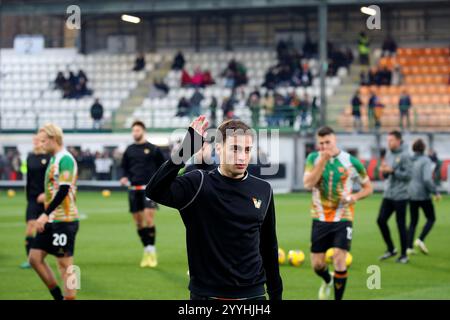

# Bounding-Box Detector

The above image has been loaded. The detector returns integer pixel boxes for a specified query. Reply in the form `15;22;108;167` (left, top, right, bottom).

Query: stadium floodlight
360;6;377;16
121;14;141;24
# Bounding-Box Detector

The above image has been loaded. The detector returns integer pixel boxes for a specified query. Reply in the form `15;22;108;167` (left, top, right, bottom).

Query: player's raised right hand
189;115;209;137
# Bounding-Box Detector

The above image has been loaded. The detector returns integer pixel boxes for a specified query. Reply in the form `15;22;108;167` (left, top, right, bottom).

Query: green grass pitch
0;190;449;300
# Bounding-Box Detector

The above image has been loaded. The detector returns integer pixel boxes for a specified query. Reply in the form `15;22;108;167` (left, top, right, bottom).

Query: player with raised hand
146;115;283;300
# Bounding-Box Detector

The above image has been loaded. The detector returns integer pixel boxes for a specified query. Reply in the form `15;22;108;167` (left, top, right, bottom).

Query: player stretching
29;124;79;300
146;116;282;300
120;121;165;268
20;133;50;269
303;126;373;300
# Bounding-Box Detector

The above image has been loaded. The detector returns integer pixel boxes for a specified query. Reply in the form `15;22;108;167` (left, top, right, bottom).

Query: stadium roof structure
1;0;448;15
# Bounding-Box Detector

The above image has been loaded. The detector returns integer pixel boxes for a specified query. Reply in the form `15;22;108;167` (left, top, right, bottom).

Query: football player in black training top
120;120;165;268
146;115;283;300
21;133;50;269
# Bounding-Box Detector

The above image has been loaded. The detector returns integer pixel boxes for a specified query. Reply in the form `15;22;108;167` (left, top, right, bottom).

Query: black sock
138;227;156;247
334;270;348;300
25;236;34;256
147;226;156;246
315;267;331;284
137;228;149;247
49;286;64;300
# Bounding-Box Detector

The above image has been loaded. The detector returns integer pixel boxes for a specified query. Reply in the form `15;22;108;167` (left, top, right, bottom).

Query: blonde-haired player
29;124;80;300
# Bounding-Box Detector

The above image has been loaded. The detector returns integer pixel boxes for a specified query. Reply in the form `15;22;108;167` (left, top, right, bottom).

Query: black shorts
26;199;44;221
128;190;158;213
32;221;79;257
311;220;353;253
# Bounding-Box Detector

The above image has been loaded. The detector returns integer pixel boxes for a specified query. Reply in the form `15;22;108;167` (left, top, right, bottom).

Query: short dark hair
131;120;146;130
316;126;335;137
388;130;402;140
216;119;252;144
412;139;426;154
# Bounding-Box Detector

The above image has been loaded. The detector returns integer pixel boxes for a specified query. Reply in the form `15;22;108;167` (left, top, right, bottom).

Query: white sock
145;245;155;253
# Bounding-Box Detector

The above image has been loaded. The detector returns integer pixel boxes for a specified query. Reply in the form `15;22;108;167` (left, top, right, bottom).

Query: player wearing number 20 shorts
29;124;80;300
303;126;373;300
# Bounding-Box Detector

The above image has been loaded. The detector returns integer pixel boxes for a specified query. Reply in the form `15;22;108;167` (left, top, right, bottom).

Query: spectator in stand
277;65;292;87
276;39;289;62
74;77;92;98
60;70;92;99
189;88;204;117
222;59;248;88
368;67;381;86
345;47;354;71
273;92;286;127
379;66;392;86
300;63;312;87
221;93;236;118
368;90;378;130
287;91;300;127
153;79;170;95
176;97;191;117
90;98;104;130
133;53;146;71
78;69;88;83
223;68;235;88
209;96;218;128
310;96;320;129
358;31;370;66
202;70;215;86
263;67;277;89
191;67;204;88
360;70;369;86
399;90;412;131
68;71;78;87
382;35;397;57
351;91;363;133
172;51;185;70
54;72;66;90
391;64;403;86
181;69;192;87
302;36;316;59
247;91;262;128
262;91;275;126
298;94;310;129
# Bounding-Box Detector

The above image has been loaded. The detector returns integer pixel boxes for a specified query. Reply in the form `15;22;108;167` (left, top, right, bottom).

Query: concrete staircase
112;61;172;129
327;65;365;129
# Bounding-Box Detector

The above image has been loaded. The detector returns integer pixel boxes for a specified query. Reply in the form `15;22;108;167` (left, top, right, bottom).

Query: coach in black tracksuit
146;116;282;300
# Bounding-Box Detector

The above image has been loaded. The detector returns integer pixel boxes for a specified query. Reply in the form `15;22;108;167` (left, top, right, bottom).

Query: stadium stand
127;50;347;128
338;47;450;132
0;49;150;130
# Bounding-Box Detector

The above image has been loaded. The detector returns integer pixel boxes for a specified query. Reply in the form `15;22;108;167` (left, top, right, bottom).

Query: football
288;250;305;267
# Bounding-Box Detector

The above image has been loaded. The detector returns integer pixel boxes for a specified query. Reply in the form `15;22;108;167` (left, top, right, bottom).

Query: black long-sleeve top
121;142;165;186
146;128;283;299
26;152;50;201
